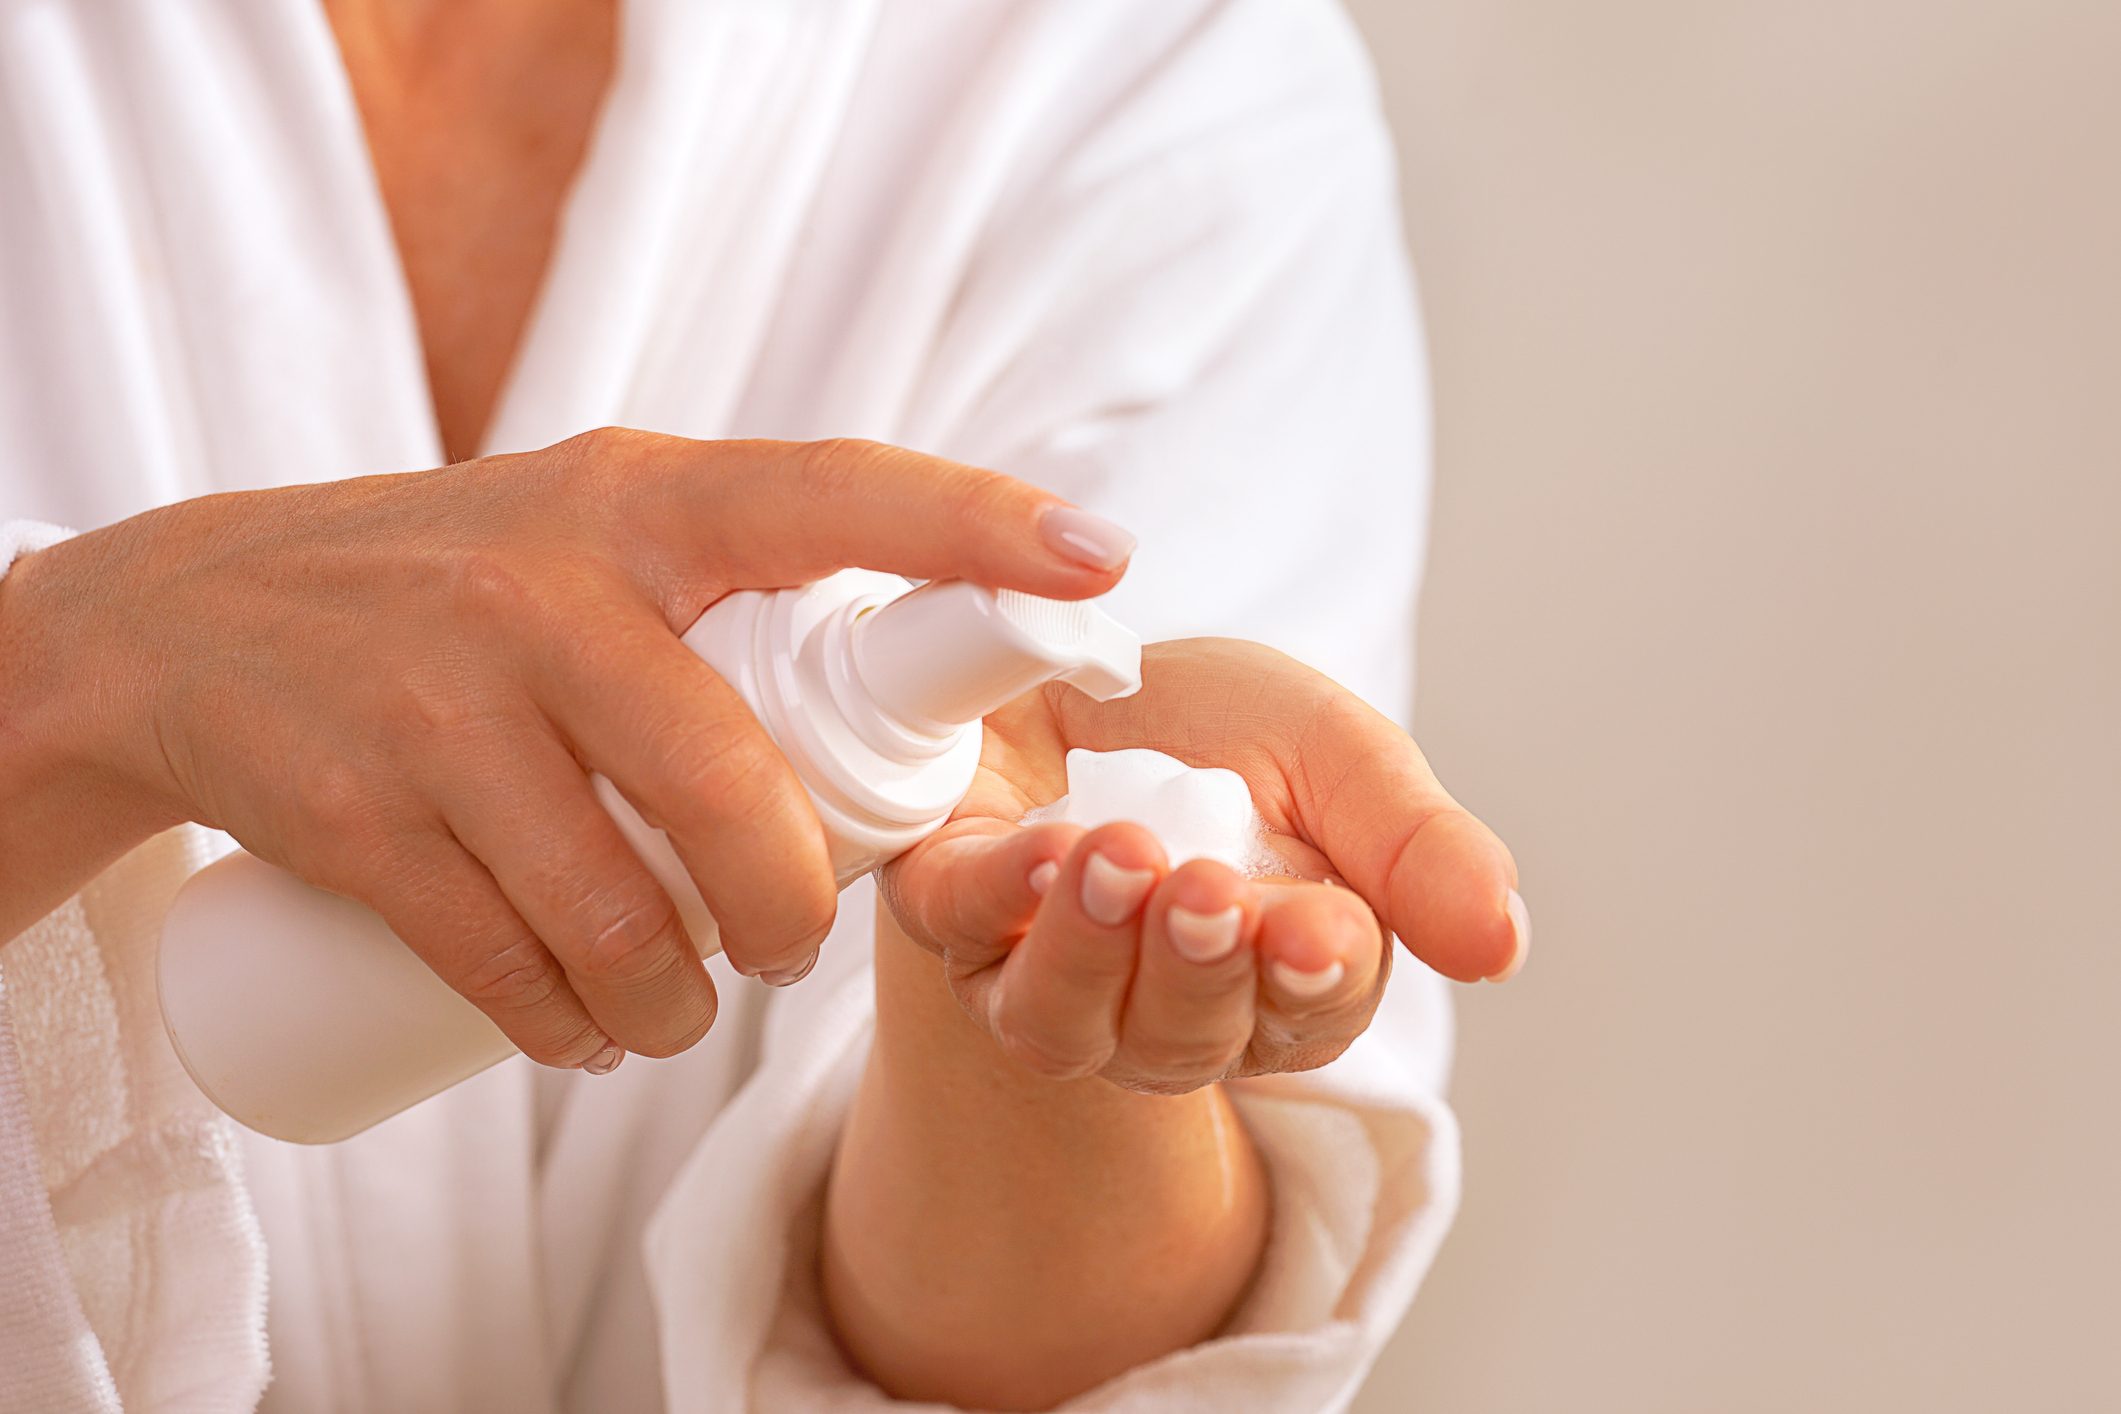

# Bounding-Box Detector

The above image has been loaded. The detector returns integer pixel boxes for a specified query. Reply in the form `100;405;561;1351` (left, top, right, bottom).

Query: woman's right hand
0;430;1134;1069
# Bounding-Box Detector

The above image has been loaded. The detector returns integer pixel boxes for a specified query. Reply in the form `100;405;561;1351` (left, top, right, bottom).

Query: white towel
0;519;73;570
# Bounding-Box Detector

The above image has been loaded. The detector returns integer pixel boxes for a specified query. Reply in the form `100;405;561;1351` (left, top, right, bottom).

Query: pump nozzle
851;579;1142;733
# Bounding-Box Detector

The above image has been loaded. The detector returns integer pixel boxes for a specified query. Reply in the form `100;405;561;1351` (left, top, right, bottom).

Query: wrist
0;529;186;830
868;900;1180;1114
864;900;1266;1237
828;907;1270;1406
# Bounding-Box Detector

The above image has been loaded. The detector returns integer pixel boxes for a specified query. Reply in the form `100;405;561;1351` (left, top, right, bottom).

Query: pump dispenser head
636;570;1139;896
852;578;1141;733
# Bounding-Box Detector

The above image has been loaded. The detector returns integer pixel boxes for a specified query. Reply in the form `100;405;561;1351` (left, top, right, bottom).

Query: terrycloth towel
0;518;73;569
1;523;270;1413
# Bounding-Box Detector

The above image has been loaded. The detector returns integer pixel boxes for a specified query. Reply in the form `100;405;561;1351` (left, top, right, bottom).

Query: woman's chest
0;2;1067;533
324;1;618;462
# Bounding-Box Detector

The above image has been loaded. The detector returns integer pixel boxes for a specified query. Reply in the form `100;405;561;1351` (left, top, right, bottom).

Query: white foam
1022;748;1286;875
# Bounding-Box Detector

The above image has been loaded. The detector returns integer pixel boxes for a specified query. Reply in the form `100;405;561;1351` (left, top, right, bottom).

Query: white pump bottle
157;570;1141;1144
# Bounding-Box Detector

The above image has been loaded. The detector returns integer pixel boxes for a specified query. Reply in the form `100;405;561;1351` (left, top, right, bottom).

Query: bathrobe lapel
248;2;881;1405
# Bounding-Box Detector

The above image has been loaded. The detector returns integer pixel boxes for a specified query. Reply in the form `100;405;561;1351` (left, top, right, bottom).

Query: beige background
1338;1;2121;1409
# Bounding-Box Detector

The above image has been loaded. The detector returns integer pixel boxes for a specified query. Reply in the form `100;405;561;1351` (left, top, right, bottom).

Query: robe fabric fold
1;3;1450;1409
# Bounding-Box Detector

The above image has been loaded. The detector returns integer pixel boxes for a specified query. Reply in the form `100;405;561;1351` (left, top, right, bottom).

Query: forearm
821;901;1269;1411
0;538;182;941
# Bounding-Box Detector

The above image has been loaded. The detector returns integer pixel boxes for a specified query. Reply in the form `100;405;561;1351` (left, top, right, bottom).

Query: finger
433;720;719;1059
589;432;1135;610
1050;640;1526;983
876;818;1084;967
361;825;616;1069
987;823;1166;1081
534;599;838;980
1113;860;1259;1091
1251;880;1389;1058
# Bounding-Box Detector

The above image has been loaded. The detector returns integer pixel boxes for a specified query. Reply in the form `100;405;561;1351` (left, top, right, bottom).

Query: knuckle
1118;1071;1217;1098
990;1011;1105;1081
430;550;616;699
1280;1038;1355;1075
459;934;566;1014
553;428;668;506
391;665;488;739
297;758;383;841
797;437;888;497
1131;1034;1248;1085
574;885;686;981
653;718;781;823
1251;1030;1357;1076
562;425;654;464
447;547;541;623
954;463;1027;528
999;1033;1098;1081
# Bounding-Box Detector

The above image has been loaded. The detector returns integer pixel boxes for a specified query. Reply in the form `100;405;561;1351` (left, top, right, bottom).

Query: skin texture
324;0;618;461
826;641;1523;1407
0;434;1130;1068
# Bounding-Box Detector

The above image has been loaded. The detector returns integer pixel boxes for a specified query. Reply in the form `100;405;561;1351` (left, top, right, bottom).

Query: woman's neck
324;0;619;460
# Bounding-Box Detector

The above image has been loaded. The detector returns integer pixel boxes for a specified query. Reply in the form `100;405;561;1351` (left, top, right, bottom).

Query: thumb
878;819;1084;968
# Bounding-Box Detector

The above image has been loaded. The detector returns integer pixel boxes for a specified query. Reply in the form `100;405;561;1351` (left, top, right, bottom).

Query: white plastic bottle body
157;571;1141;1145
159;853;519;1144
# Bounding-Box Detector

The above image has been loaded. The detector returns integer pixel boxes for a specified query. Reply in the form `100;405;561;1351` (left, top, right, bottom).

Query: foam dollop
1022;748;1283;874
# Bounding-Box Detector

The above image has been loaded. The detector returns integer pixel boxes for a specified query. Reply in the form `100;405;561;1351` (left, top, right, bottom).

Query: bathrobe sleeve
1;510;270;1413
646;3;1462;1410
1;520;74;573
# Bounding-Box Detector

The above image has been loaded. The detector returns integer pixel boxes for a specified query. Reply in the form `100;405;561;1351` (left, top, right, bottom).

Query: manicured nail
762;949;820;987
1080;852;1156;926
1028;860;1060;897
1041;506;1137;572
1167;904;1243;963
583;1043;624;1075
1270;959;1345;1000
1487;889;1532;984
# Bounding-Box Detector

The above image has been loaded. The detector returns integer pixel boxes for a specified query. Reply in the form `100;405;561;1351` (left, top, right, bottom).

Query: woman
0;1;1527;1409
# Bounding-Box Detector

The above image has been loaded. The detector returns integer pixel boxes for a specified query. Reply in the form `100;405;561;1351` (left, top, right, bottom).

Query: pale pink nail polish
762;949;820;987
1167;904;1242;963
583;1043;624;1075
1270;959;1346;1000
1028;860;1060;896
1080;852;1156;926
1041;506;1137;572
1486;889;1532;983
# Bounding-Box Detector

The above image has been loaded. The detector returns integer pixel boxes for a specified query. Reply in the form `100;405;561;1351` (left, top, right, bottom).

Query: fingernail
1041;506;1137;572
1167;904;1242;963
583;1043;624;1075
1028;860;1060;897
1486;889;1531;984
1080;852;1156;926
1270;959;1346;1000
762;949;820;987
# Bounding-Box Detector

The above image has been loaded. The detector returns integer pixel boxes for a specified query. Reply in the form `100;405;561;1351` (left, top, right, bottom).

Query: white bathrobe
0;2;1458;1410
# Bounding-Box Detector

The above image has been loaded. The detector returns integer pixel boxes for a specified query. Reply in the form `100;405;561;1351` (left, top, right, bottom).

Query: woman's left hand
877;638;1527;1093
